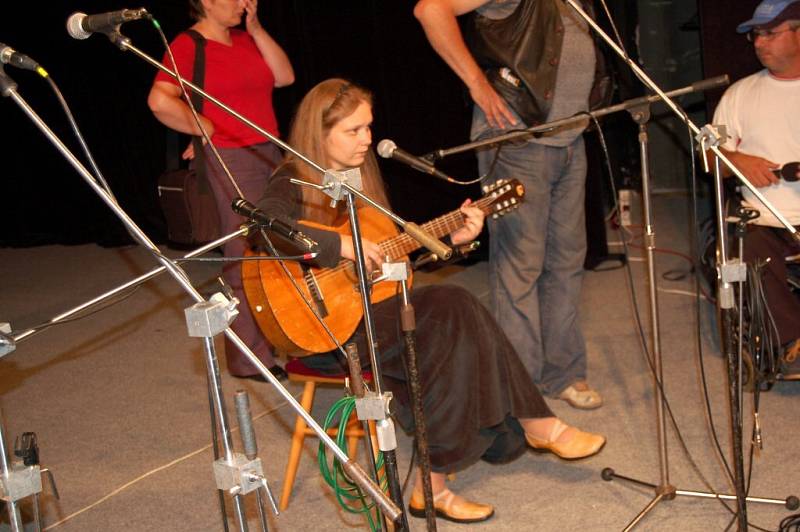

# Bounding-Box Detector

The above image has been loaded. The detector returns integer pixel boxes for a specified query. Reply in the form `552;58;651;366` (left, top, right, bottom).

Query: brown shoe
526;419;606;460
409;488;494;524
558;381;603;409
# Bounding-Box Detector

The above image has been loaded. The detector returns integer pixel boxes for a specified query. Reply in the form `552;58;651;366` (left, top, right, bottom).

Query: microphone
772;162;800;182
66;8;149;40
0;43;39;72
231;198;319;252
377;139;455;182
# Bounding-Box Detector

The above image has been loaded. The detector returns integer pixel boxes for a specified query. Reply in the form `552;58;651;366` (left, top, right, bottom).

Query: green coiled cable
318;395;386;531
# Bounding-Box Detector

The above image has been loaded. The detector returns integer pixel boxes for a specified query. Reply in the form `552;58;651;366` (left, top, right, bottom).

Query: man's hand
727;151;780;188
469;76;518;129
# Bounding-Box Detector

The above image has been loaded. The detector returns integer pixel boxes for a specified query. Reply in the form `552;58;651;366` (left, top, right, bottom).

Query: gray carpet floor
1;194;798;531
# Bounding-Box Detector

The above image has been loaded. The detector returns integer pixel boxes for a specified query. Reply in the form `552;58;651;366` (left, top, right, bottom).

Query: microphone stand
399;272;437;531
561;2;796;530
2;72;402;528
290;168;454;531
423;76;730;160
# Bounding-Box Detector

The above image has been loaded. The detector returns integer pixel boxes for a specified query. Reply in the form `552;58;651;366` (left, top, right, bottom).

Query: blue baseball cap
737;0;800;33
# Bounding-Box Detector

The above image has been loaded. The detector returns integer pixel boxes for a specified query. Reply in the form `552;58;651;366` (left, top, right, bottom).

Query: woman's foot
525;418;605;460
409;488;494;524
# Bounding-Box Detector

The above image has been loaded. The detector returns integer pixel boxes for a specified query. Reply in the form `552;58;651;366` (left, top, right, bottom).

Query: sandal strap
548;418;569;443
433;488;455;508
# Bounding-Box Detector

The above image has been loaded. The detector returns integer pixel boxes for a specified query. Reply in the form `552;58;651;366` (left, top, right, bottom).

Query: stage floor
1;193;799;531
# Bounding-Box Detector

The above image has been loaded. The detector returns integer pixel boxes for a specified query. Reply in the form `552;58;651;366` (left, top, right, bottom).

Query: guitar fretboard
378;195;496;259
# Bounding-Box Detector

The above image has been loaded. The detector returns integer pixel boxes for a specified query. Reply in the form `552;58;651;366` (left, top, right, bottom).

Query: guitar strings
306;192;501;282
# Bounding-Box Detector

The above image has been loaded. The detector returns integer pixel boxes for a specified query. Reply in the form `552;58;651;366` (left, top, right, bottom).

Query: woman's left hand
449;199;484;246
243;0;262;35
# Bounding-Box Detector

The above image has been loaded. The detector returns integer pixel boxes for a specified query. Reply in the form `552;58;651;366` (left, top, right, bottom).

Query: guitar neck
379;195;494;260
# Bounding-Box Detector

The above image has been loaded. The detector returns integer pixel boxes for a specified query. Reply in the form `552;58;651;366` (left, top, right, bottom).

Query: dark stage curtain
3;1;641;264
2;1;479;249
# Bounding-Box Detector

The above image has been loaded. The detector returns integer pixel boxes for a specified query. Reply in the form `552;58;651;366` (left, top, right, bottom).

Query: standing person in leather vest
415;0;609;409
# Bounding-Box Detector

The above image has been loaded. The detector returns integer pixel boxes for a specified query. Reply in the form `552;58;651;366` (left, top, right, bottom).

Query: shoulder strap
183;30;210;191
183;29;206;111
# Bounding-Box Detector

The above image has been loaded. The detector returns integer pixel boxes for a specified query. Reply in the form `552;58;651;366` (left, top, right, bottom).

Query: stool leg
279;381;316;511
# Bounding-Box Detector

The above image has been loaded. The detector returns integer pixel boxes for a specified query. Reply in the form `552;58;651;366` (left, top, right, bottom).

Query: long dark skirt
304;284;554;473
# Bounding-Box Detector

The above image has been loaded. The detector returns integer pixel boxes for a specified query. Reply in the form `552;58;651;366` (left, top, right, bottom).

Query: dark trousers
202;142;282;376
743;224;800;346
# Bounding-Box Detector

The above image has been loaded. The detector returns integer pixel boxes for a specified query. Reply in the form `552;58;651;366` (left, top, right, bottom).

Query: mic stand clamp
0;323;15;360
185;293;240;338
0;418;59;532
322;169;363;206
12;432;60;532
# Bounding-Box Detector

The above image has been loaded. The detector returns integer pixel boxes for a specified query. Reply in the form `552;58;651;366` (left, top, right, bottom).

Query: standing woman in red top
148;0;294;380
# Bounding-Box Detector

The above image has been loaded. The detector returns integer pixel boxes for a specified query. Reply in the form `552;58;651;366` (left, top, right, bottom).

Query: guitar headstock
480;179;525;219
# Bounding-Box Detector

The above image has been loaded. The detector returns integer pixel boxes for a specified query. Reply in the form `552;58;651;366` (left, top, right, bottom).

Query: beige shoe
525;419;606;460
558;381;603;409
409;488;494;523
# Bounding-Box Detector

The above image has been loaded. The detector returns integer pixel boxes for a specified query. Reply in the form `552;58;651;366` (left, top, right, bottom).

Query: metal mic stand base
600;467;798;530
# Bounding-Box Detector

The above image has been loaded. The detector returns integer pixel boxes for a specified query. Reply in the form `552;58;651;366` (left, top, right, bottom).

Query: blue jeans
477;135;588;396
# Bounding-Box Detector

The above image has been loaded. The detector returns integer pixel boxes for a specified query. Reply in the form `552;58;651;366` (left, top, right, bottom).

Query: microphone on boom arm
377;139;456;183
66;8;150;40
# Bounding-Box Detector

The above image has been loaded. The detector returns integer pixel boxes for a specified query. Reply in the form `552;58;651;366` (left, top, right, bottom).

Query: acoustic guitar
242;178;524;356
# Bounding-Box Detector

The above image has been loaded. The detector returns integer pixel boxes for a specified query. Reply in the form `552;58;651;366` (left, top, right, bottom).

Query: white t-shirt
713;69;800;227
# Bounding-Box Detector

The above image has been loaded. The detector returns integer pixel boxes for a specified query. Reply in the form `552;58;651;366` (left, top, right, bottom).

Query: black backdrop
2;1;478;247
2;2;764;250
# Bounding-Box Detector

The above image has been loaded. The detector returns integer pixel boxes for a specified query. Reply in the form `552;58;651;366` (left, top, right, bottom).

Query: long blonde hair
283;78;389;225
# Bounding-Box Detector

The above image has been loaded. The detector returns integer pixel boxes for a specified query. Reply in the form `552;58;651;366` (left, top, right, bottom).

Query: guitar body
242;178;524;355
242;207;410;355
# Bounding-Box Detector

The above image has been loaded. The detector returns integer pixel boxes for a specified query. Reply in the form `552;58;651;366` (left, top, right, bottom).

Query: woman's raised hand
243;0;262;35
449;199;484;246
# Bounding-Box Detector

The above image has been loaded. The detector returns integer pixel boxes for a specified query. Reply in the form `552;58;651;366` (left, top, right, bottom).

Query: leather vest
468;0;610;126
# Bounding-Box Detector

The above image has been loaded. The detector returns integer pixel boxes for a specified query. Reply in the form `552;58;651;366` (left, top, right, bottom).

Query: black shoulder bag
157;30;221;247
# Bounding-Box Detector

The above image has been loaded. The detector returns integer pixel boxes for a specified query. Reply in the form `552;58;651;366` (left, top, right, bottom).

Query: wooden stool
280;358;374;511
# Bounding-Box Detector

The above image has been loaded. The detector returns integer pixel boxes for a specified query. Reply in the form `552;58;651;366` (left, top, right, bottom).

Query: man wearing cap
713;0;800;375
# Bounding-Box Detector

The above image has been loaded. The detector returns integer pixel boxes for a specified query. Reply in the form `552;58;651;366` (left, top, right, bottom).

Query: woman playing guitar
254;78;605;524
